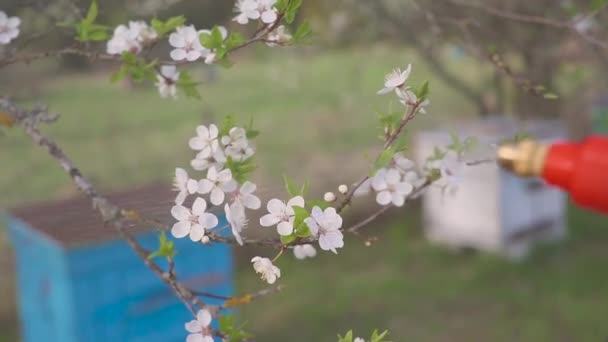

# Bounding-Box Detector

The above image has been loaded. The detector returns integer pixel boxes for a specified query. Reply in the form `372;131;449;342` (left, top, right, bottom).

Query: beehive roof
9;183;177;247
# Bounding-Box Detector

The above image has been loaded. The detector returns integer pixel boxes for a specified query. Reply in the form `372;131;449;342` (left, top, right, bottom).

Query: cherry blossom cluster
101;3;293;100
106;21;158;55
171;123;260;246
233;0;292;47
0;10;20;45
356;153;426;206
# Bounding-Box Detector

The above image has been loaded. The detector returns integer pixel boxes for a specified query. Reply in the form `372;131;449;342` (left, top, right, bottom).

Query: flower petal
197;309;212;327
170;48;187;61
266;198;285;214
171;221;191;238
210;188;225;205
376;191;392;206
171;205;190;221
287;195;305;208
201;213;219;229
242;194;261;210
189;224;205;241
192;197;207;215
277;221;293;236
185;320;203;333
260;214;280;227
198;179;214;194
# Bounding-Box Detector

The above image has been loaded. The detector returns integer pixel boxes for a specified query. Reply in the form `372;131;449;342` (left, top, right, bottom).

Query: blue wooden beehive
5;184;233;342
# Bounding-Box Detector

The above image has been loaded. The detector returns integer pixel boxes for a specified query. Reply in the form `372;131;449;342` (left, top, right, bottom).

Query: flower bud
338;184;348;194
201;236;210;244
323;192;336;202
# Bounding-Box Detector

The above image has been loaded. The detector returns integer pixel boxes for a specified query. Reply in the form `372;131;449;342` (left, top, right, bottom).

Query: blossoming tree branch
0;1;469;341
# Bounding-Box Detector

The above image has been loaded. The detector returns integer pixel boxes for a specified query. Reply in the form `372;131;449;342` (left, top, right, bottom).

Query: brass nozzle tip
497;140;548;177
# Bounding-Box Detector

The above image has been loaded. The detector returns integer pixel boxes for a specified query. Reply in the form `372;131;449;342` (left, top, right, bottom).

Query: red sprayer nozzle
498;135;608;215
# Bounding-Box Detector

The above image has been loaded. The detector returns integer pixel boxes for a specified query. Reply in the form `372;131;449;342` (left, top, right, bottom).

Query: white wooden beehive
414;117;567;260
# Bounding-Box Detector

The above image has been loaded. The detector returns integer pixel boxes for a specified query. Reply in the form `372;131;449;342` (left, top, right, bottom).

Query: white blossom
251;256;281;284
128;20;158;43
221;127;255;161
0;11;20;45
107;24;142;55
338;184;348;194
171;197;219;241
266;25;291;46
377;64;412;95
323;192;336;202
371;168;413;206
221;127;248;147
393;152;415;174
354;338;365;342
189;124;220;158
433;152;463;194
397;89;430;114
233;0;260;25
191;148;226;172
185;309;213;342
232;181;261;210
304;206;344;254
233;0;278;25
293;244;317;259
225;202;247;245
173;167;198;205
169;25;207;62
198;166;237;205
226;144;254;162
259;196;305;236
404;170;426;189
156;65;180;99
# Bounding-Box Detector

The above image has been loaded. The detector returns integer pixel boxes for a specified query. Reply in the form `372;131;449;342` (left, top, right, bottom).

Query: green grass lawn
1;47;607;341
239;205;608;341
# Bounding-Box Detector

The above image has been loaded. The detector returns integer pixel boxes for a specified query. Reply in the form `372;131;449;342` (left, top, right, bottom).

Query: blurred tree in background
302;0;608;136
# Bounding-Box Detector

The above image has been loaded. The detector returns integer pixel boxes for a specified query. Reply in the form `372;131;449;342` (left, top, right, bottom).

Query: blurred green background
1;0;608;341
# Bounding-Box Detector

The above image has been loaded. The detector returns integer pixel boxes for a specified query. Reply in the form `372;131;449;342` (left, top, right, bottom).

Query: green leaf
199;32;213;49
416;80;430;100
283;175;299;197
219;115;237;137
280;234;296;244
245;116;260;139
121;51;137;65
427;146;446;162
300;179;310;197
218;313;253;342
371;329;391;342
211;26;225;47
292;206;311;237
151;15;186;37
110;65;128;83
87;26;109;41
225;32;245;49
148;231;177;260
285;0;303;23
176;71;202;100
293;21;312;43
338;330;354;342
225;157;256;183
371;148;395;176
85;0;98;25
